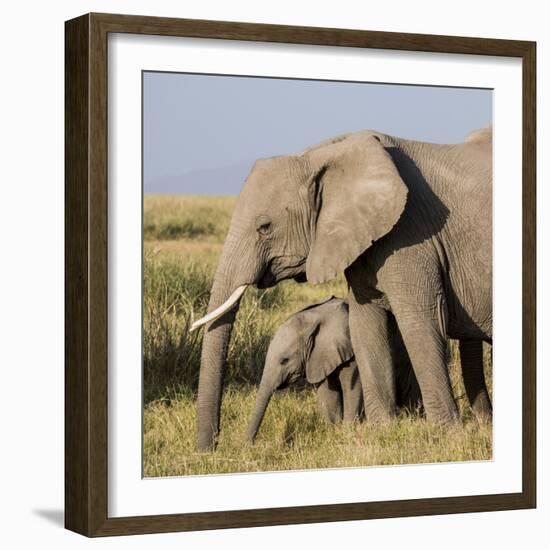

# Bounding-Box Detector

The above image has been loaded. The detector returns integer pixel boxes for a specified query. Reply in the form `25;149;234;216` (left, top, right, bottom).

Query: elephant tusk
190;285;248;332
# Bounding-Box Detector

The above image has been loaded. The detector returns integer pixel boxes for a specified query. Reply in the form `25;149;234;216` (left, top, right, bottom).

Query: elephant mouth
277;374;305;391
257;268;276;289
257;256;306;288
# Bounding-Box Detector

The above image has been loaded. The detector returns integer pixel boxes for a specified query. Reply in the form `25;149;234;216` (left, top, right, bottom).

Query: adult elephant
192;128;492;450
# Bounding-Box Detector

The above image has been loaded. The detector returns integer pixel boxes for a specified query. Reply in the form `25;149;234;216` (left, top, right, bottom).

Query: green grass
144;195;236;241
143;194;493;476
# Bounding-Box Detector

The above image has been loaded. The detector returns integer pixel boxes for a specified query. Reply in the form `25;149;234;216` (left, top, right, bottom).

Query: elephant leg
338;360;364;421
388;315;420;412
315;376;343;424
348;297;397;422
396;362;423;413
459;340;492;421
393;311;459;424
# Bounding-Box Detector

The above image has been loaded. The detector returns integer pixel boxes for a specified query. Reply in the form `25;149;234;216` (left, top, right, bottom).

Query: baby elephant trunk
246;381;276;443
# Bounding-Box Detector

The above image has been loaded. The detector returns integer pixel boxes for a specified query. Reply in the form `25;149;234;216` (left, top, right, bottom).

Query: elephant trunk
195;228;261;451
247;377;277;443
196;273;243;451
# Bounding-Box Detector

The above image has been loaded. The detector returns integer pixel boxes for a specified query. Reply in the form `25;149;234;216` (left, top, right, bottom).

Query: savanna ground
143;194;492;477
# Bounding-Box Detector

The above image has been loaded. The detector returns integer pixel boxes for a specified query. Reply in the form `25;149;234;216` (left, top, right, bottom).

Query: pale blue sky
143;72;492;195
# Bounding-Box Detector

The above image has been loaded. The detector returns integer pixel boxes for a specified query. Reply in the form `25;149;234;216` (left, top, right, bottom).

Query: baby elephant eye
280;357;289;365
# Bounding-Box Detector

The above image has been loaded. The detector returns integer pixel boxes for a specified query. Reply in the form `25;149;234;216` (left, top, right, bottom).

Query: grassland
143;194;492;477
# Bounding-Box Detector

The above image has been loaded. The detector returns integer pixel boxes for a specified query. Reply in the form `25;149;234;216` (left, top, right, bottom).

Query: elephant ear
304;134;408;284
303;301;354;384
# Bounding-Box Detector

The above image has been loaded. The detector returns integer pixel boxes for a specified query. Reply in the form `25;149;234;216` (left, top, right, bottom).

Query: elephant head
246;297;353;442
192;132;408;450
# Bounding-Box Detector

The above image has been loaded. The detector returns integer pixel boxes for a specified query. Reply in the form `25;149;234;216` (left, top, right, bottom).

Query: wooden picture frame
65;12;536;537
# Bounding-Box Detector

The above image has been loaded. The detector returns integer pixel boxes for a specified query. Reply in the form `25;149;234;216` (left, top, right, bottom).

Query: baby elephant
246;296;420;442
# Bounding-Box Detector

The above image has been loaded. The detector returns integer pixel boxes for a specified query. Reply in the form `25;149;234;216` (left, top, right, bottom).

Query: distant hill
144;160;255;195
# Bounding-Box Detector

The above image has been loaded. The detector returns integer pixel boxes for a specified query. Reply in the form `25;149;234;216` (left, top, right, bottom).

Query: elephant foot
425;410;461;426
422;397;461;426
363;404;397;424
471;398;493;424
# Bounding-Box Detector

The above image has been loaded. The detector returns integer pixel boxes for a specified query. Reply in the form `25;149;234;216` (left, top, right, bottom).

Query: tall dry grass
143;249;289;402
144;386;491;477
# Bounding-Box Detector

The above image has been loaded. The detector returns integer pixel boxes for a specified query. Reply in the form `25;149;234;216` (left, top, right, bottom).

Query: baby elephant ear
305;134;408;284
303;302;354;385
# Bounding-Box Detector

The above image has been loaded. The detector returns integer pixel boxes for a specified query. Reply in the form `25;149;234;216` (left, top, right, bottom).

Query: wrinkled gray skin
196;127;493;450
247;297;421;442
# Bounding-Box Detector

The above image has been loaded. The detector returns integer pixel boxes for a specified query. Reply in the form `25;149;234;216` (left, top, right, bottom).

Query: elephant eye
280;357;289;365
257;222;272;236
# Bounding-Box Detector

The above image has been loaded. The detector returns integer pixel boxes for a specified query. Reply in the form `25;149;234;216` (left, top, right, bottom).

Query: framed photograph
65;13;536;536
